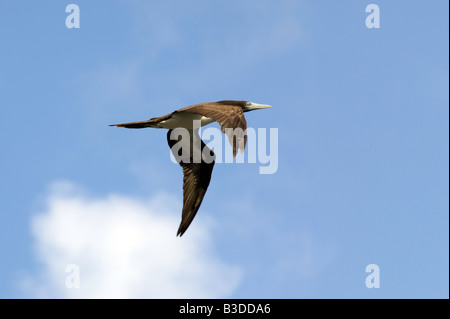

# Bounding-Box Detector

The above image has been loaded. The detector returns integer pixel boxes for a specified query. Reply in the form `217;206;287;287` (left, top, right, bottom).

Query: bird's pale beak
247;102;272;111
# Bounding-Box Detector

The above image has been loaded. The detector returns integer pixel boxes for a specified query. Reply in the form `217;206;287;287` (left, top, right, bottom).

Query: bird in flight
110;100;272;236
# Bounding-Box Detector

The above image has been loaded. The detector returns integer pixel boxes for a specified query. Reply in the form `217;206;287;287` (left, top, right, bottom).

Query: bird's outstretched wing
178;102;247;157
167;129;215;237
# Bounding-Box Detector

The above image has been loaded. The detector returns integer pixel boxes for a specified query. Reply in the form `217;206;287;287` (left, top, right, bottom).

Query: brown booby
111;100;272;236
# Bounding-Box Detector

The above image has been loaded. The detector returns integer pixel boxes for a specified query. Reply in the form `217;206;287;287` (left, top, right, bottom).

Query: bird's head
217;100;272;112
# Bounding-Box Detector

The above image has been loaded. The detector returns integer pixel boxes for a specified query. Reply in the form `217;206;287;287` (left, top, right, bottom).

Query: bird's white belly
160;112;215;129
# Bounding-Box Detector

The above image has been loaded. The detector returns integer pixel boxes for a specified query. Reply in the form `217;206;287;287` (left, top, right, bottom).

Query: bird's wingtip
177;225;187;237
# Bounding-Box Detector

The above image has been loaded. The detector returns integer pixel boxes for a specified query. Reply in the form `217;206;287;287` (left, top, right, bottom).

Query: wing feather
180;103;247;157
167;129;215;236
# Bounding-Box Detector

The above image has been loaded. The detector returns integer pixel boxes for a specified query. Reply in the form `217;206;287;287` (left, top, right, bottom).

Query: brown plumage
167;129;215;236
110;100;271;236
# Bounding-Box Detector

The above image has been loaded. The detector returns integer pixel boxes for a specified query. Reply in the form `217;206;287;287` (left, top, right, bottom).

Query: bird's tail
109;119;160;129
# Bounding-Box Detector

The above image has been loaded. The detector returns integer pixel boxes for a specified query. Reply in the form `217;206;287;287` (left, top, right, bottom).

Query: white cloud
23;181;241;298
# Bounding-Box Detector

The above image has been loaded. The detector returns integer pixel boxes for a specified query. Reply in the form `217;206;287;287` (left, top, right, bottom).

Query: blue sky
0;1;448;298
